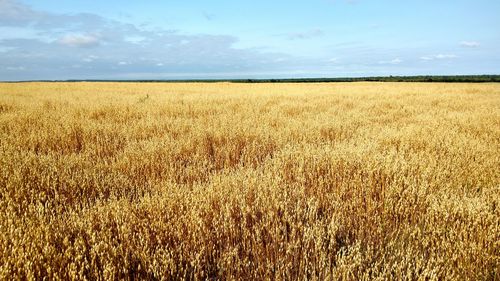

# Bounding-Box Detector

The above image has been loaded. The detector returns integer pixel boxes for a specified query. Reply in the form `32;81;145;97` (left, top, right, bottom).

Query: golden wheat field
0;82;499;280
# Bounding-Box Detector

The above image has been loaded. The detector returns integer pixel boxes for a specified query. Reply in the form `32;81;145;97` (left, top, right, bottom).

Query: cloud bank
1;0;498;80
0;0;295;80
460;41;480;48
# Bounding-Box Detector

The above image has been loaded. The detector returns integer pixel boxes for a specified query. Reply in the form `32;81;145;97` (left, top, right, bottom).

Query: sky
0;0;499;80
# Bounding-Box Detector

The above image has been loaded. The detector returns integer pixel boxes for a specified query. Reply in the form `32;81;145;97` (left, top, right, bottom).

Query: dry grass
0;82;499;280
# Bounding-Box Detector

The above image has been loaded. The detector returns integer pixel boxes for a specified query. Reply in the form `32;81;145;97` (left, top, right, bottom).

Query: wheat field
0;82;499;280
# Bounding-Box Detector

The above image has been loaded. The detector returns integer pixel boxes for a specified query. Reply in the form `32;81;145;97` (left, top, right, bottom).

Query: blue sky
1;0;499;80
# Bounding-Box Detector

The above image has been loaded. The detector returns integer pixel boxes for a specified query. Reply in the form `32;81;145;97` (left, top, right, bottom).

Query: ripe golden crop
0;82;499;280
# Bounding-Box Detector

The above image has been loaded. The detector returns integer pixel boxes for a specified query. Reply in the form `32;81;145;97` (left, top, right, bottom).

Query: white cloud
435;54;457;59
118;61;128;65
82;55;98;62
156;63;164;66
460;41;480;48
203;12;216;21
125;36;146;44
0;46;14;52
5;66;25;71
328;58;338;63
287;29;324;40
59;34;100;48
0;0;40;26
420;54;457;61
378;58;402;65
